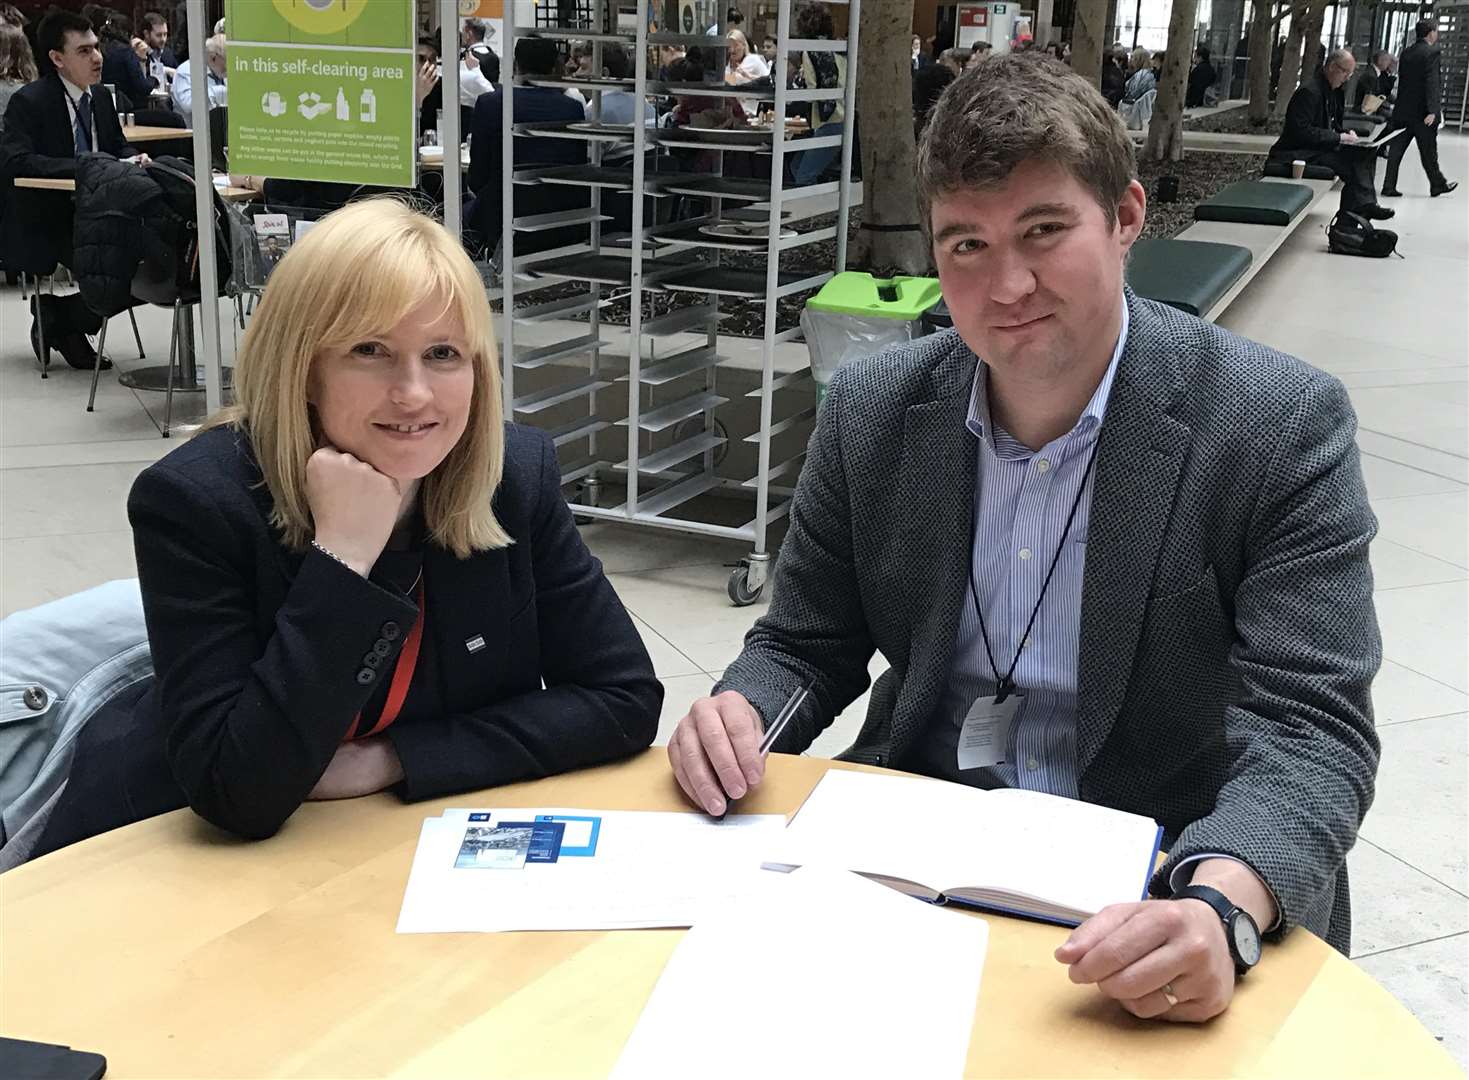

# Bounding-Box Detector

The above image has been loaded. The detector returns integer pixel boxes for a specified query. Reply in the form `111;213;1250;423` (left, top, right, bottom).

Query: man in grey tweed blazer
667;55;1380;1022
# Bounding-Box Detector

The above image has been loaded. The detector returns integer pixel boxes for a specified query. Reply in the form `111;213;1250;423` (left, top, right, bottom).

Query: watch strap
1172;883;1258;974
1172;883;1236;921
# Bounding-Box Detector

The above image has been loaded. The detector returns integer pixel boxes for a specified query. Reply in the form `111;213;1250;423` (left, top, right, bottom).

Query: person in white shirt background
459;17;497;105
724;29;768;118
171;32;225;115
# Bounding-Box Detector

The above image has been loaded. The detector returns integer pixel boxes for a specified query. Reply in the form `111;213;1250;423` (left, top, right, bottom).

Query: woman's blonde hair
1128;47;1151;73
726;28;750;61
204;197;511;558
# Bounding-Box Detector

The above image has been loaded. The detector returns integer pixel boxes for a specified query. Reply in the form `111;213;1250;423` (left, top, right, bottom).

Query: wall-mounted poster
227;0;417;187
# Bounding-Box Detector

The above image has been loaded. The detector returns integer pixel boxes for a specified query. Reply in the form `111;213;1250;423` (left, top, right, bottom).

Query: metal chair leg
162;300;181;438
127;307;146;358
34;275;52;380
87;317;111;412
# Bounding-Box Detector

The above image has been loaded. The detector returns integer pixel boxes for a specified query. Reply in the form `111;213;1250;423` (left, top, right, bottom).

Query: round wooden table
1;752;1458;1079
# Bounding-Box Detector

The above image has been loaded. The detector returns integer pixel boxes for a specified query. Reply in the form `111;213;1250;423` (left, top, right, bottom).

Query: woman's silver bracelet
311;539;351;568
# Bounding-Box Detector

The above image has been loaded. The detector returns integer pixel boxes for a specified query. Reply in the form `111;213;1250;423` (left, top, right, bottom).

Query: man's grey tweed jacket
718;289;1381;955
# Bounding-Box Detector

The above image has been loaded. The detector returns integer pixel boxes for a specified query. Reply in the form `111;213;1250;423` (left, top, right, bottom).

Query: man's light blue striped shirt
903;299;1127;794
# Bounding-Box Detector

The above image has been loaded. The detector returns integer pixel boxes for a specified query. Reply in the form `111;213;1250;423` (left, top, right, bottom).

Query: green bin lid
806;272;943;320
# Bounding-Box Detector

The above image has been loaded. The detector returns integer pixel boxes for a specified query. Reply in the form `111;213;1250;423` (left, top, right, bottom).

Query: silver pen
715;680;812;820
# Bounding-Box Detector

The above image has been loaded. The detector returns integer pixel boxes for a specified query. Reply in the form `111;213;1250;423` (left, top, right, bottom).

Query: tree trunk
850;0;929;273
1072;0;1110;86
1246;1;1290;123
1272;0;1328;120
1299;0;1328;79
1142;0;1201;160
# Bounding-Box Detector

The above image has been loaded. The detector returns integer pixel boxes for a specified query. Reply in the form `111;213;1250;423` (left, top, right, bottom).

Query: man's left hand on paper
1055;899;1238;1022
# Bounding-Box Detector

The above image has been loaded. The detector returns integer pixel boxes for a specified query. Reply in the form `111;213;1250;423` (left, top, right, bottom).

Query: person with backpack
0;9;144;369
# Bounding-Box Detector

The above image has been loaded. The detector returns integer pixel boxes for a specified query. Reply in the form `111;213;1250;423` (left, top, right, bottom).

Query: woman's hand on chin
307;737;406;800
306;447;404;576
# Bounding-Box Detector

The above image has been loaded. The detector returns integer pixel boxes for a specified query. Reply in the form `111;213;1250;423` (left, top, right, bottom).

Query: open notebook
762;769;1164;926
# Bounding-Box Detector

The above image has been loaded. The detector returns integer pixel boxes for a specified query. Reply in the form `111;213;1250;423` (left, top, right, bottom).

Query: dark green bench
1194;180;1315;225
1126;238;1253;318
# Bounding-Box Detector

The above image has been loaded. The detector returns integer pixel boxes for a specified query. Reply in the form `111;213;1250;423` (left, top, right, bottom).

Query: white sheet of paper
610;865;989;1080
396;808;786;933
957;693;1022;769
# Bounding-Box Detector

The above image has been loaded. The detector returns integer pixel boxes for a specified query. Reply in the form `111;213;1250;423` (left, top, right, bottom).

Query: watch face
1232;913;1263;967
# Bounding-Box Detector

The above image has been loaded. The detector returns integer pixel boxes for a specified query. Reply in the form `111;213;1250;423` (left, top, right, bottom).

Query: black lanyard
970;438;1101;705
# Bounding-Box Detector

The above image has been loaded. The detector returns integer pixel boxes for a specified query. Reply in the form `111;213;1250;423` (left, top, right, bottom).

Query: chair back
0;580;154;869
131;157;233;306
208;106;229;173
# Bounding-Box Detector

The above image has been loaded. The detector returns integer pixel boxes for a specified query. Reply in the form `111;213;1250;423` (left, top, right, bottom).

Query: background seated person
0;9;140;370
662;55;754;177
137;10;177;84
1121;47;1154;102
170;31;225;114
97;10;153;112
467;34;587;253
127;199;662;841
669;55;1379;1025
1185;44;1215;108
1352;50;1394;121
1269;48;1391;219
588;45;654;155
1100;48;1127;106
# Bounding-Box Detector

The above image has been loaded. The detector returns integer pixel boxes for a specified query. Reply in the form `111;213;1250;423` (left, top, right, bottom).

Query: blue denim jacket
0;579;153;860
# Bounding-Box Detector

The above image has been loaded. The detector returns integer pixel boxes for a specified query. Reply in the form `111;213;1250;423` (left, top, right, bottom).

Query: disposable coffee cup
1291;159;1306;179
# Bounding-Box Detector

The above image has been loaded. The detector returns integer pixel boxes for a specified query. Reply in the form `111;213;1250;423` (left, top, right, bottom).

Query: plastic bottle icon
360;87;377;124
335;87;349;121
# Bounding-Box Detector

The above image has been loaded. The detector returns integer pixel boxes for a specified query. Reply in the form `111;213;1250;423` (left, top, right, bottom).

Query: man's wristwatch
1172;884;1262;976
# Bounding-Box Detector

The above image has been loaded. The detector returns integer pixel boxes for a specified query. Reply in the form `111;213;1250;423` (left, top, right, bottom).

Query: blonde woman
1123;46;1155;102
724;28;768;115
127;199;661;840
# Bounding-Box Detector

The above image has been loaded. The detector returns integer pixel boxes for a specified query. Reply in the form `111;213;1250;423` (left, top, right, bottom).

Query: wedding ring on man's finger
1162;982;1180;1008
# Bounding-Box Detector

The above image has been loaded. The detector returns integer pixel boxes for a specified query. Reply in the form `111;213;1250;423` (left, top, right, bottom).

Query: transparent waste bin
800;273;943;400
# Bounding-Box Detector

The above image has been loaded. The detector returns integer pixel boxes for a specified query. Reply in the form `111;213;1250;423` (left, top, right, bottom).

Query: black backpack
1327;210;1401;258
143;156;234;292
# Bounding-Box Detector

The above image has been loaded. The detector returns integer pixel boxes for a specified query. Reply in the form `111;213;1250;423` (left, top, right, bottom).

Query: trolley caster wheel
727;565;763;607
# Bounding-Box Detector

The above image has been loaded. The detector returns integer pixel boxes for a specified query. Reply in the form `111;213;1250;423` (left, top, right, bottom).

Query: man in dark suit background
1382;19;1457;198
0;10;143;369
1269;48;1391;219
466;35;586;255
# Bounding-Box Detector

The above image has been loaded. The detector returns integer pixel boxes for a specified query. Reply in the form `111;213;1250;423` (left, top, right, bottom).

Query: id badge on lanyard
958;692;1023;770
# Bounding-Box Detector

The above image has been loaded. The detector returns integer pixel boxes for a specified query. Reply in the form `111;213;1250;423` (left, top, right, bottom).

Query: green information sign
227;0;416;187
